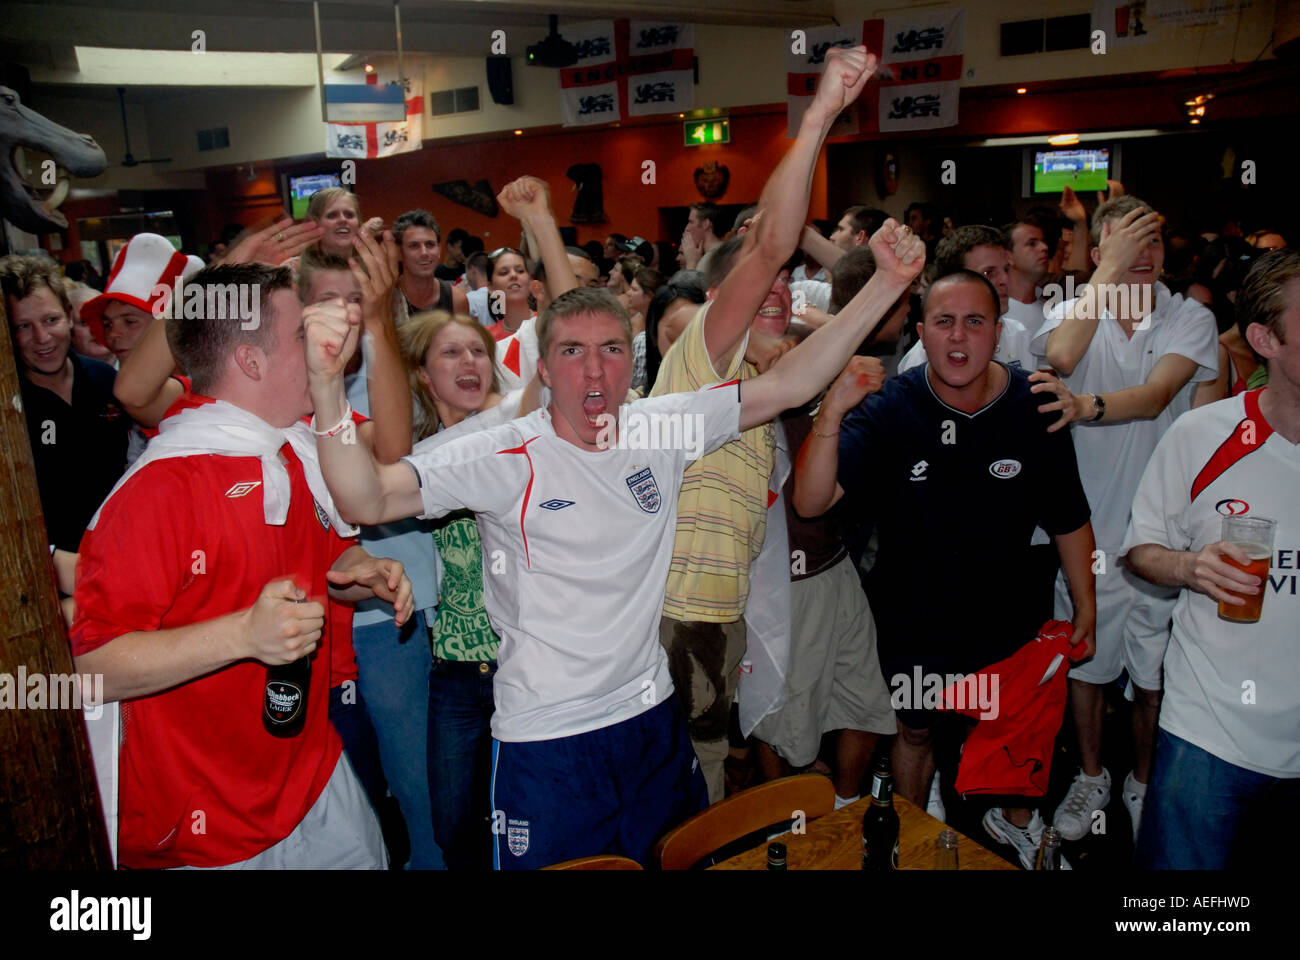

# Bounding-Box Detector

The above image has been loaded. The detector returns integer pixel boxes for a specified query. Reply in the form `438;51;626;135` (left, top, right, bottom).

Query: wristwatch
1090;394;1106;422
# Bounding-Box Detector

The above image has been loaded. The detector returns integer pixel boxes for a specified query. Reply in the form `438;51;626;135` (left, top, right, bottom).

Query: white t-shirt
1031;282;1218;551
897;312;1038;375
402;383;743;742
791;264;828;283
495;317;540;394
1121;390;1300;776
789;278;832;314
1006;295;1048;343
466;286;492;326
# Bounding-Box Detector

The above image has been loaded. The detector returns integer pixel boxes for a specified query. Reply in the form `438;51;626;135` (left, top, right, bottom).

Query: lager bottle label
265;680;304;723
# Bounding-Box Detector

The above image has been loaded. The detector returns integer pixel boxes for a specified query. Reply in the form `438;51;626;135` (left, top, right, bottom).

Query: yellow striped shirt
651;303;775;621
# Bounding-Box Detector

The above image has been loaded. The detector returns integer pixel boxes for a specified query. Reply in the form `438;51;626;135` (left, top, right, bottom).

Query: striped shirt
650;303;775;622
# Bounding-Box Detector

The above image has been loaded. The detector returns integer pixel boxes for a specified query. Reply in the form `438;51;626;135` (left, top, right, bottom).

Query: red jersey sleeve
70;462;195;656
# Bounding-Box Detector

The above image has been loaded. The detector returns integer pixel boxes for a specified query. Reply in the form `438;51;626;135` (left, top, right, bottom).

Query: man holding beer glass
1123;249;1300;868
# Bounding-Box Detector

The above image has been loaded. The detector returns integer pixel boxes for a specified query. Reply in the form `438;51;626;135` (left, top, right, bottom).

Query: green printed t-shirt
430;513;500;662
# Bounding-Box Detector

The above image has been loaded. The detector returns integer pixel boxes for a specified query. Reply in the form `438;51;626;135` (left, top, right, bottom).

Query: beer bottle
1035;826;1063;870
263;653;311;738
766;842;787;871
861;759;900;870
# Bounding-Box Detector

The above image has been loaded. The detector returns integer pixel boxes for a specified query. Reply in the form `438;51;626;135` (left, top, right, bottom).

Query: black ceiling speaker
486;55;514;105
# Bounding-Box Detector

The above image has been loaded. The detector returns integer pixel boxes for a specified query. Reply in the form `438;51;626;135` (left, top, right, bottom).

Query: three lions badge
625;467;661;514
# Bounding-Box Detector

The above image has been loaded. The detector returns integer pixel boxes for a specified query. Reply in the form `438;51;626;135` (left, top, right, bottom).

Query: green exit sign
684;118;730;146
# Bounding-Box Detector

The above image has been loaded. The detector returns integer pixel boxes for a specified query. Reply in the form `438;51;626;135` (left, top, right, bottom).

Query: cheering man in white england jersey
304;217;925;868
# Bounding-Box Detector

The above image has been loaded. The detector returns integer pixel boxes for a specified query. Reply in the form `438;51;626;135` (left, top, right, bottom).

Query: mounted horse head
0;86;108;234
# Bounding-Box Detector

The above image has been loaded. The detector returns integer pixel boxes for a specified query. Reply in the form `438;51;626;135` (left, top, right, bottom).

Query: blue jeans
1136;729;1300;869
352;611;443;870
427;657;496;870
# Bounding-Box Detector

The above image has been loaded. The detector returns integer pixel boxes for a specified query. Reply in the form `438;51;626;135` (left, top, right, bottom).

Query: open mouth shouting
454;374;483;396
582;389;608;426
946;350;970;368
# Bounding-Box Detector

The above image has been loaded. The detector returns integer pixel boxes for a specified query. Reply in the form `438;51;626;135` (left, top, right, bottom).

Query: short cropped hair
297;248;358;304
1091;195;1155;248
1236;248;1300;355
729;205;759;236
831;246;877;313
935;225;1009;276
0;254;72;317
922;269;1001;321
536;287;631;359
842;205;889;238
691;203;719;230
167;263;293;395
393;209;440;244
705;234;746;289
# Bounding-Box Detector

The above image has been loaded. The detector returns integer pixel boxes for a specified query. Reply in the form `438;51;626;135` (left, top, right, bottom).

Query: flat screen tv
287;173;344;219
1032;147;1111;193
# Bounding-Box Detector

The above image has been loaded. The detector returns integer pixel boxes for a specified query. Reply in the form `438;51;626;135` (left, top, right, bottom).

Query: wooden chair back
542;853;643;870
655;774;836;870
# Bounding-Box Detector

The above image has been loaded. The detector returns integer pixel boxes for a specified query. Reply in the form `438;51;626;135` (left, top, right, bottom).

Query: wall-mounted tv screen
1032;148;1110;193
288;173;344;219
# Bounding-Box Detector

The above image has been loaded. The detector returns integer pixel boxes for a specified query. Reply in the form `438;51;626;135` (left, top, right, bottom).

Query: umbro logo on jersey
539;499;575;511
910;460;929;482
989;459;1022;479
224;481;262;499
1216;498;1250;516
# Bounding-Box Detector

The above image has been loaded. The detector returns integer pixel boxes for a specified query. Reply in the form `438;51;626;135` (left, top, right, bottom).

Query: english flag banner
326;74;423;159
786;8;965;137
560;20;695;127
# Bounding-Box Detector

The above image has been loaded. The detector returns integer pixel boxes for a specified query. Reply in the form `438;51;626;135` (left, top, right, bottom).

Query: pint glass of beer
1218;516;1276;623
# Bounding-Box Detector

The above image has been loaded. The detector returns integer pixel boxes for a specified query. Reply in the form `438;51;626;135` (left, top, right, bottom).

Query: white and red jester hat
82;233;204;340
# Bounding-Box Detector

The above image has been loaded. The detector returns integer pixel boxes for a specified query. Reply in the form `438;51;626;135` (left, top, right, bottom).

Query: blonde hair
399;310;501;441
306;187;360;223
297;247;363;304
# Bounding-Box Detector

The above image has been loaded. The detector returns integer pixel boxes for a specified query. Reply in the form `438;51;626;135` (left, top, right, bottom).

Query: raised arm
304;299;424;525
800;224;846;272
1044;207;1161;375
790;355;881;517
499;176;576;300
113;312;183;426
1057;187;1093;277
740;220;924;431
350;229;412;462
705;45;877;372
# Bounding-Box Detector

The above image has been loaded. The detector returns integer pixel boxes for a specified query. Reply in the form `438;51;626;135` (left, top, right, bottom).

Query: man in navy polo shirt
2;255;130;552
793;269;1098;869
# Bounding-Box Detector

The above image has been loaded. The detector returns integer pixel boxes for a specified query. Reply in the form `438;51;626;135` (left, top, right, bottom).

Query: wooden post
0;291;110;868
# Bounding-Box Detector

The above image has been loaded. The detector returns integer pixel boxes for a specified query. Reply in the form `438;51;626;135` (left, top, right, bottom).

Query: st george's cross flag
326;73;423;159
559;20;695;127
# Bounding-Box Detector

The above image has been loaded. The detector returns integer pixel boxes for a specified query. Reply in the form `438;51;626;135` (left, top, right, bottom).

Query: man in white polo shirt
304;215;925;867
1123;248;1300;868
1033;195;1219;844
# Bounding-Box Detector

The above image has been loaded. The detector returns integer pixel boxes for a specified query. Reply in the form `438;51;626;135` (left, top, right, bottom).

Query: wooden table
710;794;1017;870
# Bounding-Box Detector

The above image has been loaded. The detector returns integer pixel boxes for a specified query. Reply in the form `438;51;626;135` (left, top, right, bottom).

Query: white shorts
170;752;387;870
1054;556;1178;690
753;556;897;766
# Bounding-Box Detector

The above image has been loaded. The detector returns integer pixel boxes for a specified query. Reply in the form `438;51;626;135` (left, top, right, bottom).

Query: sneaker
982;808;1072;870
925;771;945;821
1122;771;1147;845
1053;767;1111;841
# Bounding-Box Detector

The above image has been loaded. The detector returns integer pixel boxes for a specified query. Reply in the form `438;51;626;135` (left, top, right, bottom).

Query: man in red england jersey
70;262;413;869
